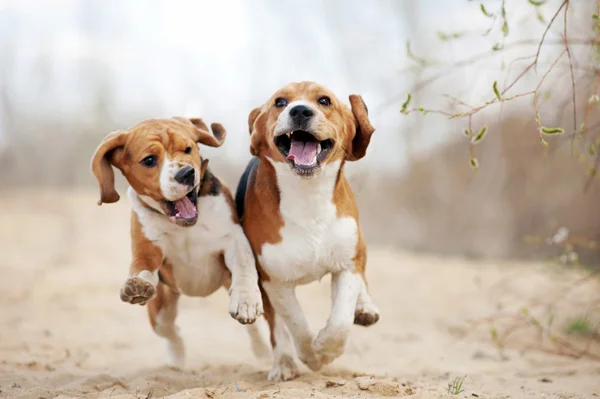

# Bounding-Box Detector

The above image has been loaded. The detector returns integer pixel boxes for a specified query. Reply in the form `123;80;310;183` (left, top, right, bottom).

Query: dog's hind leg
148;281;185;368
354;272;380;326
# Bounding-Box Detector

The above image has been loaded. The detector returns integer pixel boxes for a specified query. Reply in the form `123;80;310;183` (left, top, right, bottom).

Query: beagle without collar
235;81;380;381
91;117;266;367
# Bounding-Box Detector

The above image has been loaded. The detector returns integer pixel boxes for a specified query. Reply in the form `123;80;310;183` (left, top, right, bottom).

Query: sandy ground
0;189;599;399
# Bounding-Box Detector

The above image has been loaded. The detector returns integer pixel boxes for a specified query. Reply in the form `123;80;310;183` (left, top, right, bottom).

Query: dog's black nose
174;165;195;186
289;105;314;124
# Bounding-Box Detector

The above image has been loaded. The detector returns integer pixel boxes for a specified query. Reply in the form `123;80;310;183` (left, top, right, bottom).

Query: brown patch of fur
240;160;285;282
157;261;179;293
130;211;164;275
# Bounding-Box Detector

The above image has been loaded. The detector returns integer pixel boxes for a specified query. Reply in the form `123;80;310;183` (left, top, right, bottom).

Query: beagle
235;82;380;381
91;117;264;368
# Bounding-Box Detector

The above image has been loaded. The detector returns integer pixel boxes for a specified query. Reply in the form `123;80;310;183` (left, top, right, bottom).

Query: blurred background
1;2;600;397
0;0;599;263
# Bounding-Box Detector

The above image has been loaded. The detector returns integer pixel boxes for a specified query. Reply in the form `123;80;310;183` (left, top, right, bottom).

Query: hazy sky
0;0;567;170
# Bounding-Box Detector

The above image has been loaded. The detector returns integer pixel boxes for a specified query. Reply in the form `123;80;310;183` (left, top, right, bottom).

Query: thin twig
534;0;568;72
562;0;578;140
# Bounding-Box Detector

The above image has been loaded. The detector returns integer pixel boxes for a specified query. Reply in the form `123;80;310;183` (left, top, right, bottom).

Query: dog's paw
312;327;347;366
354;302;381;326
296;338;322;371
120;276;156;305
229;284;263;324
268;354;298;382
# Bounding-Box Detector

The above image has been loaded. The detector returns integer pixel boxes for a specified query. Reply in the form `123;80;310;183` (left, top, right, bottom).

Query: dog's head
91;117;226;227
247;81;374;178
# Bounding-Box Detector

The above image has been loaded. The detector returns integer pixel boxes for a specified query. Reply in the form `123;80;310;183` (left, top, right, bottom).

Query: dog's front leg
313;269;361;365
120;212;163;305
224;226;263;324
262;281;322;372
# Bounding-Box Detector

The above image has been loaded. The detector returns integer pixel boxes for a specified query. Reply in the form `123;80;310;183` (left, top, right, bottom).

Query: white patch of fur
268;314;298;381
129;187;259;304
136;269;159;287
153;301;185;367
159;157;200;201
260;159;358;284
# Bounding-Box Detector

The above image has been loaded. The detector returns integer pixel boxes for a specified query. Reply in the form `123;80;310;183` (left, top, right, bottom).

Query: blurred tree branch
396;0;599;172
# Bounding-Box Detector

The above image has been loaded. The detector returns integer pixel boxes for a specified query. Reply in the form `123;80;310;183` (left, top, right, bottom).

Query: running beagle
91;117;265;367
235;82;380;381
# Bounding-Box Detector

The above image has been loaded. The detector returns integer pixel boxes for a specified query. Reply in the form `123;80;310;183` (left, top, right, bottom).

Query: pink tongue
286;138;318;166
174;196;197;219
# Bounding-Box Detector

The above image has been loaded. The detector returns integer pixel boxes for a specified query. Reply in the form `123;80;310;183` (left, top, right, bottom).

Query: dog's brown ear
347;94;375;161
248;107;261;135
247;107;262;156
187;118;226;148
91;130;128;205
200;158;209;179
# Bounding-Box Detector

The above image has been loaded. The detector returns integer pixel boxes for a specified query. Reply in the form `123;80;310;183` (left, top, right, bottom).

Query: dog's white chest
259;160;358;284
129;188;231;297
158;227;227;296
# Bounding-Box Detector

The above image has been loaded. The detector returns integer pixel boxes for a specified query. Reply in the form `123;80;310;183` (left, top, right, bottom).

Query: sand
0;189;599;399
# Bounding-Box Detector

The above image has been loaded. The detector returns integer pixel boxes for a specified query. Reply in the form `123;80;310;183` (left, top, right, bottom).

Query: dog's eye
274;98;288;108
184;146;192;154
318;96;331;106
141;156;157;168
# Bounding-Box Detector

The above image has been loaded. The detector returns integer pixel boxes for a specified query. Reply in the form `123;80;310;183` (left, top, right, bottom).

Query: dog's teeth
317;143;322;154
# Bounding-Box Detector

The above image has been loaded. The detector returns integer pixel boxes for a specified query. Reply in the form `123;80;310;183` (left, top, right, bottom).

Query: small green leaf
589;167;597;177
492;43;504;51
592;13;599;21
501;21;509;36
493;81;502;101
536;8;546;23
463;128;472;137
437;31;463;41
541;126;564;135
470;157;479;169
480;3;493;17
405;41;427;66
472;125;488;143
400;93;412;114
587;144;597;156
589;94;600;104
580;122;586;133
541;138;549;147
528;0;546;6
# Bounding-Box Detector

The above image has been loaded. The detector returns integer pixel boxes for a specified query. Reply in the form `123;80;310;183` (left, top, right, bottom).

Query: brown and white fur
235;82;380;381
91;117;266;367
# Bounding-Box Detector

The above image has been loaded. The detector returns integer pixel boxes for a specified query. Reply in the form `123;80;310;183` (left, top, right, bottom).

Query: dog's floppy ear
91;130;128;205
188;118;226;148
174;117;226;148
248;107;262;156
347;94;375;161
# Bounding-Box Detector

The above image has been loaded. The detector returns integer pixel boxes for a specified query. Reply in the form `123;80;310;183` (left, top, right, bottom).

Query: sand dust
0;189;599;398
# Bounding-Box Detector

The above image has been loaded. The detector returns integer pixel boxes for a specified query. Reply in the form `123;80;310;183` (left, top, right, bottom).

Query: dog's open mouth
161;188;198;226
275;131;334;175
